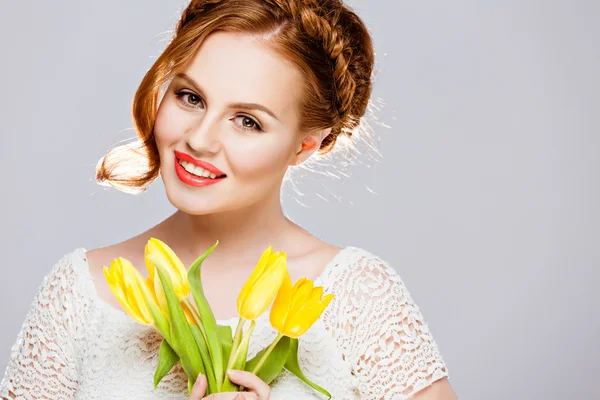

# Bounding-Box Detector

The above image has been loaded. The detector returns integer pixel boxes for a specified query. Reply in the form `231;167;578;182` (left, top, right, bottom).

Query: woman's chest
76;305;358;399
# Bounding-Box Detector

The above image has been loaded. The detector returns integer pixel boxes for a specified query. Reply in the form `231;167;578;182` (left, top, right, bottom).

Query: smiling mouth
177;158;227;179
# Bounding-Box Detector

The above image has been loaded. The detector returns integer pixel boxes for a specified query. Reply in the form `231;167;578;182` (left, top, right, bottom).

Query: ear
292;127;332;166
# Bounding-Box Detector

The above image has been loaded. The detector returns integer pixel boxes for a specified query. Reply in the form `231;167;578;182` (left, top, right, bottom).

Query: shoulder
325;246;403;286
24;246;96;322
85;236;149;276
322;246;422;331
321;245;411;321
43;246;90;288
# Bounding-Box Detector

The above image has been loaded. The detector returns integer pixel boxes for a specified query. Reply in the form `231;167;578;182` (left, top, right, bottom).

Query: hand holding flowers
103;238;335;398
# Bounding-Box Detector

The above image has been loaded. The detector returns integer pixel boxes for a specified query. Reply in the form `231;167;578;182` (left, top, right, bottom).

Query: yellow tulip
181;299;198;325
237;246;288;321
103;257;154;325
145;275;196;325
145;237;190;312
270;271;335;338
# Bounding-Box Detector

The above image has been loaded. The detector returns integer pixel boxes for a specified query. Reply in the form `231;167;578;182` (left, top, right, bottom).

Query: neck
155;185;297;264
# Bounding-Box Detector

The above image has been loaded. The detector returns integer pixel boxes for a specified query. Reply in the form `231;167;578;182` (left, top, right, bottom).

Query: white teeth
179;160;222;179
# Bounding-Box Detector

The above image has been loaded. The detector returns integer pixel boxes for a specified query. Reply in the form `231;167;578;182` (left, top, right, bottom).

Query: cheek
154;101;185;148
226;135;295;179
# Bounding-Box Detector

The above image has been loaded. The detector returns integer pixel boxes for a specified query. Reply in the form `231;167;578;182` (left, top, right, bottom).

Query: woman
0;0;457;399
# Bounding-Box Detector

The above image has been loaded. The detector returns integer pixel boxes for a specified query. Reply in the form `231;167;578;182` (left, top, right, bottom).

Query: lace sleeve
0;251;89;399
323;249;449;399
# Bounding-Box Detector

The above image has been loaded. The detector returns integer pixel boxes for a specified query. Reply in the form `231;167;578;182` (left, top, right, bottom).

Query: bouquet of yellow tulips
103;238;335;397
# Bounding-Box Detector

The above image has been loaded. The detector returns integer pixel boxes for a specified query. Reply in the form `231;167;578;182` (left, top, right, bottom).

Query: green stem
227;317;246;371
182;299;208;345
222;319;255;392
251;333;284;375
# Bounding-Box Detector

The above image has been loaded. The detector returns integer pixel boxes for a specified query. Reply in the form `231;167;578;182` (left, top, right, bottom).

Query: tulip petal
311;286;324;301
292;277;307;291
251;254;287;290
237;247;273;312
146;238;190;307
149;238;188;290
321;293;335;308
270;270;292;332
151;264;169;314
145;242;155;281
239;257;287;320
288;279;314;319
286;291;335;337
103;259;154;325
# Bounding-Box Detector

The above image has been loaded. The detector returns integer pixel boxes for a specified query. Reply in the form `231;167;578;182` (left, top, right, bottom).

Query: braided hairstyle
96;0;375;193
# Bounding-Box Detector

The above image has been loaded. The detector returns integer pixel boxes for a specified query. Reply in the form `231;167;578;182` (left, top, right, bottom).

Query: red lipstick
174;150;227;187
174;150;225;175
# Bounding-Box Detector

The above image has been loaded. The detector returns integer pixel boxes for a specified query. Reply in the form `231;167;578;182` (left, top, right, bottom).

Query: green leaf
154;339;180;389
245;336;290;384
138;280;170;342
284;338;331;399
189;324;215;394
218;324;233;376
150;254;205;383
188;241;224;390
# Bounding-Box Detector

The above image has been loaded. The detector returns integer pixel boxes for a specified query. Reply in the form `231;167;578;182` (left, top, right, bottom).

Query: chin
159;172;224;215
164;189;225;215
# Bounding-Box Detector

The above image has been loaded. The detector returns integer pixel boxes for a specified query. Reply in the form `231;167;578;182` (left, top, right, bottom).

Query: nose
184;112;222;154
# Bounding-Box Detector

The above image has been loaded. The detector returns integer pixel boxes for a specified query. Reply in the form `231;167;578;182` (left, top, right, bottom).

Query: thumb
189;374;207;399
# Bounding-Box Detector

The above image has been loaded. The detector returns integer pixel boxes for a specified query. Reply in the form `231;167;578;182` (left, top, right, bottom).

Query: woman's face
154;31;312;215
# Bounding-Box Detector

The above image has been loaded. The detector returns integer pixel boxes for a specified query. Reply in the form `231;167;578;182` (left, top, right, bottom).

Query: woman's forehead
181;31;303;124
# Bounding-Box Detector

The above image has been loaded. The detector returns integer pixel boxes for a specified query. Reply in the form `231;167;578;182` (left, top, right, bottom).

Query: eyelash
173;89;263;133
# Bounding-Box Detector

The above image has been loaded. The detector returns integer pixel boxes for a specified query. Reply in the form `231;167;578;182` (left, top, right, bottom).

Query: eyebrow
174;72;281;122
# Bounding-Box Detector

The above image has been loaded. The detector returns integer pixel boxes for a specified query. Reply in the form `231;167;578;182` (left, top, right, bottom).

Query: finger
227;370;270;399
190;374;207;400
233;394;258;400
223;393;258;400
202;393;256;400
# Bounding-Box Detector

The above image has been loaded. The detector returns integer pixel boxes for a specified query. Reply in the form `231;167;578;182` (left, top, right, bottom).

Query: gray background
1;1;598;399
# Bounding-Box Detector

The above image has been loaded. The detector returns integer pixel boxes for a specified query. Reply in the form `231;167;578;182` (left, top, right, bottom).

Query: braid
299;1;356;122
266;0;357;136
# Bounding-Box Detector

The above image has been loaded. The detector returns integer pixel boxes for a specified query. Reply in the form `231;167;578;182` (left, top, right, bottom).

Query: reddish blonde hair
96;0;375;193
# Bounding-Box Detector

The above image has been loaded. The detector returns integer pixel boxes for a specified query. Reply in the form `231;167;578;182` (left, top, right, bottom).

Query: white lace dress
0;246;449;400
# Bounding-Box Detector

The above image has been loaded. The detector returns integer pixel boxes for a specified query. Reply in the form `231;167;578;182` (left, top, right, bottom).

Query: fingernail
227;369;238;376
